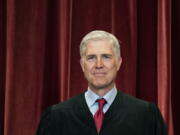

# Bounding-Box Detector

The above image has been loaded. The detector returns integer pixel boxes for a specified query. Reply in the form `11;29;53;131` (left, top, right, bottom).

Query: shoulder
36;93;85;132
50;93;84;113
38;93;84;121
119;91;165;121
117;91;160;114
114;91;167;134
120;91;150;107
48;93;84;114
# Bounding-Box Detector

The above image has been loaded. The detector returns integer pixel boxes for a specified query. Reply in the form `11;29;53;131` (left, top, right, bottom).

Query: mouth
93;73;106;76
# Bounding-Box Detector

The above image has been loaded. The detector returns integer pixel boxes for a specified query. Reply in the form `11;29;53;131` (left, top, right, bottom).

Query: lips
93;72;106;76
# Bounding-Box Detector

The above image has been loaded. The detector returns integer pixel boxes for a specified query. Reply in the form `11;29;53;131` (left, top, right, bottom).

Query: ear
80;58;85;72
116;57;122;71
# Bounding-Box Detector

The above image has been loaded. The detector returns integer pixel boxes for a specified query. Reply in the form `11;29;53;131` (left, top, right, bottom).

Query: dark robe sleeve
36;107;52;135
36;105;66;135
148;103;168;135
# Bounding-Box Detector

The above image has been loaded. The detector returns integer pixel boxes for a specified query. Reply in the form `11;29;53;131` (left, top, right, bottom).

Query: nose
95;58;103;68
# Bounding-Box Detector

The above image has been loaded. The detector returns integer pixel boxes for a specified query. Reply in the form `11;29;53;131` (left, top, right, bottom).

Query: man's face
80;40;122;91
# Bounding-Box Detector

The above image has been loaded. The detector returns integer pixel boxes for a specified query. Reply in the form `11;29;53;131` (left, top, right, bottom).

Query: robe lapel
73;93;96;129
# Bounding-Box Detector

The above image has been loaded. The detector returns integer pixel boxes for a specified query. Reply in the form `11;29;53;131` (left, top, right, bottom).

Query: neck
89;83;115;97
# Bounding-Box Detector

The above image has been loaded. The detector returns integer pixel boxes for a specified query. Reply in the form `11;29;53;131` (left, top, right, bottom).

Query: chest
56;111;147;135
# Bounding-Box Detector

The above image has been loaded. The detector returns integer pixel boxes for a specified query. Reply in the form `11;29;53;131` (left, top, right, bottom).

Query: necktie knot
96;98;106;110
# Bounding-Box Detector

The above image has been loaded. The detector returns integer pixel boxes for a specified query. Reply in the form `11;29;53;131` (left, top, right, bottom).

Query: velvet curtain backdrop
0;0;179;135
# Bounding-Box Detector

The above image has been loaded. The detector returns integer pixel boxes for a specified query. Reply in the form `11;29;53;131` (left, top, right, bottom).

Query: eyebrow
86;54;113;57
102;54;113;57
86;54;95;57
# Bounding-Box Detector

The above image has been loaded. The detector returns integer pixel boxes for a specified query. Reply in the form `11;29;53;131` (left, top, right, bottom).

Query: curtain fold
0;0;6;133
4;0;49;134
157;0;173;135
58;0;72;101
0;0;176;135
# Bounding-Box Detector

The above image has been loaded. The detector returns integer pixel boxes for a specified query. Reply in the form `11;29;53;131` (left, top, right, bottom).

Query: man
36;30;167;135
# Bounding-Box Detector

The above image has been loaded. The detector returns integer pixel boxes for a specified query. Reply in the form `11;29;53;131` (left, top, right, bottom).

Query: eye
102;54;112;59
86;55;96;61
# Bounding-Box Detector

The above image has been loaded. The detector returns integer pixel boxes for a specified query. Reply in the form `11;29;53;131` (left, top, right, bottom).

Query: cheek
84;62;95;69
84;64;94;74
106;64;119;74
106;62;117;70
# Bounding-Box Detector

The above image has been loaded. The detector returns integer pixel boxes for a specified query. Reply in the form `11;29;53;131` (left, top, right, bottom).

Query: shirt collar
85;87;117;107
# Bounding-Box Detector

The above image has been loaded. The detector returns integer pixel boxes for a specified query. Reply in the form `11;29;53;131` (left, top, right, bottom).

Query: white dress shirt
85;87;117;116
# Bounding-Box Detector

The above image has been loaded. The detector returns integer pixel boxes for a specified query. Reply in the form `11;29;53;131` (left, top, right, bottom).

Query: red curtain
0;0;178;135
157;0;173;134
172;0;180;135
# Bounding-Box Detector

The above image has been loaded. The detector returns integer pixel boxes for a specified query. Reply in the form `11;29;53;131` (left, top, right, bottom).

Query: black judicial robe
36;91;167;135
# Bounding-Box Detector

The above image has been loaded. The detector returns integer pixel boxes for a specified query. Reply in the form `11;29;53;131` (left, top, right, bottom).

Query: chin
91;83;111;90
94;85;106;89
91;79;115;89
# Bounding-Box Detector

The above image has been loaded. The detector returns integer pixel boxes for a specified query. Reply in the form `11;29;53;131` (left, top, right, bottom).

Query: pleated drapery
1;0;178;135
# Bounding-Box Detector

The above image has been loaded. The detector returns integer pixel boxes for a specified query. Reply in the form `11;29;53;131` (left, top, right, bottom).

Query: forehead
85;40;113;55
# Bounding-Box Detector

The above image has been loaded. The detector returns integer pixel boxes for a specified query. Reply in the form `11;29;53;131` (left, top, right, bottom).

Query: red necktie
94;98;106;133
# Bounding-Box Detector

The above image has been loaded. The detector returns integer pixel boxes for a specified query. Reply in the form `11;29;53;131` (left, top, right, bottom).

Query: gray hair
80;30;121;58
